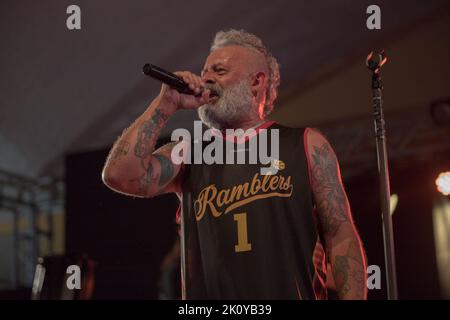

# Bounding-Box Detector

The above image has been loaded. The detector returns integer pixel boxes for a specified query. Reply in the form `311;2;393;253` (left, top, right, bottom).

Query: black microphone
142;64;200;96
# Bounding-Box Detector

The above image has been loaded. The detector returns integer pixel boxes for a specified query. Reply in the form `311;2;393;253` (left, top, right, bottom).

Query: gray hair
210;29;280;110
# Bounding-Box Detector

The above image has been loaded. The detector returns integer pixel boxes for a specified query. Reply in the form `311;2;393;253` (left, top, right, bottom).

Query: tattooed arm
305;128;367;300
102;71;210;198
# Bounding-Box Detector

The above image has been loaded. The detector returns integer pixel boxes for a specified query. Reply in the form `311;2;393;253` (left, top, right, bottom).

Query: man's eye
216;69;226;74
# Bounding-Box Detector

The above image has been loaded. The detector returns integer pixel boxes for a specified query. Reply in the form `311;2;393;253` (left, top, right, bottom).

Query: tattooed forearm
311;143;348;236
102;95;181;197
127;109;172;194
138;159;155;194
129;141;178;194
309;132;367;299
134;109;170;158
332;240;366;299
155;155;174;186
334;255;350;295
110;140;130;165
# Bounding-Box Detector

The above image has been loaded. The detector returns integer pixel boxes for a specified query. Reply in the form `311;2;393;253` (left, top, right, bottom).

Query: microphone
142;64;200;96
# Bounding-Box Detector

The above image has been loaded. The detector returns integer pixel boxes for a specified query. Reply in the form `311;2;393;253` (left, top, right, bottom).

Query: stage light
433;198;450;299
436;172;450;196
390;194;398;215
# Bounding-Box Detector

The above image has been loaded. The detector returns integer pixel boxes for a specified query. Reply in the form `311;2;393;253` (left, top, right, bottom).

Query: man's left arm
305;128;367;300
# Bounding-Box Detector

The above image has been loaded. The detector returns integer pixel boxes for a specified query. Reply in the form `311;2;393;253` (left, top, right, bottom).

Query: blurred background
0;0;449;299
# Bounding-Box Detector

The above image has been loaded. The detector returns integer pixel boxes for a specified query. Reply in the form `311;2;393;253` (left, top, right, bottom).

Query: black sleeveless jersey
180;122;327;299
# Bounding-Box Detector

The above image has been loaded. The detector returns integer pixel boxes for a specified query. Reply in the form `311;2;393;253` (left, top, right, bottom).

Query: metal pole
366;51;398;300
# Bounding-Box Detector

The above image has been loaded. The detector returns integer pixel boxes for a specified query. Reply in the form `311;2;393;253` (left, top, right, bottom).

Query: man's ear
251;71;267;97
251;71;270;120
250;71;268;120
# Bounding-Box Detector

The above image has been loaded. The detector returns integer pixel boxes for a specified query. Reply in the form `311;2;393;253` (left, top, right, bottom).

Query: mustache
204;83;223;97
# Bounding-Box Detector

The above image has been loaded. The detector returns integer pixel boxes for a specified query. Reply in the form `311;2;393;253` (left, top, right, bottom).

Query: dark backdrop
65;149;178;299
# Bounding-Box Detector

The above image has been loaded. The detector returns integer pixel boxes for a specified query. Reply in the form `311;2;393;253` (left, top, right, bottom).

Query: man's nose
201;73;216;84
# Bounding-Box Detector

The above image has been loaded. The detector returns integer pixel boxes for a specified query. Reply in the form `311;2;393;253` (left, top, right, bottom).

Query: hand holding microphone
143;64;211;110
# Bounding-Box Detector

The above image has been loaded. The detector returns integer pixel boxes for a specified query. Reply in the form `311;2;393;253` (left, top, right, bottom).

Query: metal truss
0;170;64;289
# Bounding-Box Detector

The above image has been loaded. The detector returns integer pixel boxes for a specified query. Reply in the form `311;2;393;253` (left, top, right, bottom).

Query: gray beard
198;79;258;130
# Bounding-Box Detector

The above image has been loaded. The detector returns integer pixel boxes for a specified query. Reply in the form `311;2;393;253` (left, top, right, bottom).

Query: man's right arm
102;71;209;198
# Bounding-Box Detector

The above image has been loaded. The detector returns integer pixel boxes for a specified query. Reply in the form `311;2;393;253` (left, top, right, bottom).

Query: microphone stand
366;51;398;300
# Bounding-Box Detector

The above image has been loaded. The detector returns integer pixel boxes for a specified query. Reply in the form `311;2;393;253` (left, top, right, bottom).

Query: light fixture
436;172;450;196
390;194;399;215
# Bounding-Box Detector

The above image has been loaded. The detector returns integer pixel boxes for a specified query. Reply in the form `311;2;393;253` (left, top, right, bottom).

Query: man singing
102;29;367;300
